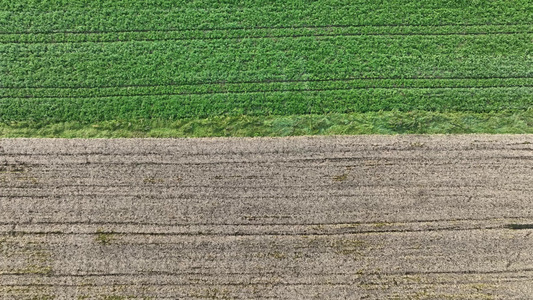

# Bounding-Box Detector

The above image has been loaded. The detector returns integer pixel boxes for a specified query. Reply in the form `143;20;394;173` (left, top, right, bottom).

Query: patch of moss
142;177;164;184
331;239;366;256
95;228;115;245
332;173;349;182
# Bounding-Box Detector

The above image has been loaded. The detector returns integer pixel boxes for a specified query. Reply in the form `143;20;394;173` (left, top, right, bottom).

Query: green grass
0;0;532;137
1;110;531;138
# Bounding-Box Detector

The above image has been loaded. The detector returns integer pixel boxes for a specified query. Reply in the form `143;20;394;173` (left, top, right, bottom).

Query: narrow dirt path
1;135;532;299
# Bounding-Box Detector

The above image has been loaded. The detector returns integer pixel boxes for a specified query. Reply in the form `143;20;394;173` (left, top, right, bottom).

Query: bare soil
1;135;532;299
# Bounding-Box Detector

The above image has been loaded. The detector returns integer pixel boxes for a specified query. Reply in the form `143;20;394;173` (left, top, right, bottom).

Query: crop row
2;35;532;88
1;1;532;33
1;87;531;123
1;78;531;99
1;25;531;44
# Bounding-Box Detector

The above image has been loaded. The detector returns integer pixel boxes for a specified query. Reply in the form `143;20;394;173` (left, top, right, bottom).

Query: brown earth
0;135;532;299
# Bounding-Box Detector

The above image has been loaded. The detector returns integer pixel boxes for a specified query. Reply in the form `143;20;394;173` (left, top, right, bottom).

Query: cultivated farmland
0;0;532;136
0;135;532;298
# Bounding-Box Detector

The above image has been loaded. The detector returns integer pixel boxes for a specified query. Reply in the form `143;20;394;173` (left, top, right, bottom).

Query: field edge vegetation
1;110;531;138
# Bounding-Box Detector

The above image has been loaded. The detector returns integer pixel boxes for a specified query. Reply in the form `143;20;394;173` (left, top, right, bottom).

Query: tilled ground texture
0;135;532;299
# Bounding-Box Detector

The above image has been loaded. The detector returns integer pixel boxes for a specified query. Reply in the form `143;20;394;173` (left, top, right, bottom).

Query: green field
1;0;532;137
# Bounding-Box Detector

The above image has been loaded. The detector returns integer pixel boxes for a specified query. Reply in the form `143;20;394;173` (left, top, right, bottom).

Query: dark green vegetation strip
506;224;533;230
0;0;532;136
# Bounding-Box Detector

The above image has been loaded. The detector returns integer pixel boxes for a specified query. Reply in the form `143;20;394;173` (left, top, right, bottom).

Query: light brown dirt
0;135;532;299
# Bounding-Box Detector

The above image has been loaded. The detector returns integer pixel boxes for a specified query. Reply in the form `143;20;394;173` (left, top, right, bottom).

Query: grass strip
1;110;531;138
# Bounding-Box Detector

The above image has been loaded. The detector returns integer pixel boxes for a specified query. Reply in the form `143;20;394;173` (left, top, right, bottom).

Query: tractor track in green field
2;85;532;99
2;23;531;44
3;31;532;44
2;75;532;90
1;22;530;35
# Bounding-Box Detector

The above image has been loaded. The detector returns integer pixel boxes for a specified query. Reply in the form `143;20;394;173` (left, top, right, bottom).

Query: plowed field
1;135;532;298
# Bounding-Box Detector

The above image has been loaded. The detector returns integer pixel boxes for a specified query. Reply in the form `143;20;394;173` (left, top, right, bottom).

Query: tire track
2;75;531;90
3;30;531;44
0;22;529;35
2;84;532;100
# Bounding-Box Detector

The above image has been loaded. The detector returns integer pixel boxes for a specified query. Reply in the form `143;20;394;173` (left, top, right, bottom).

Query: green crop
0;0;532;135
